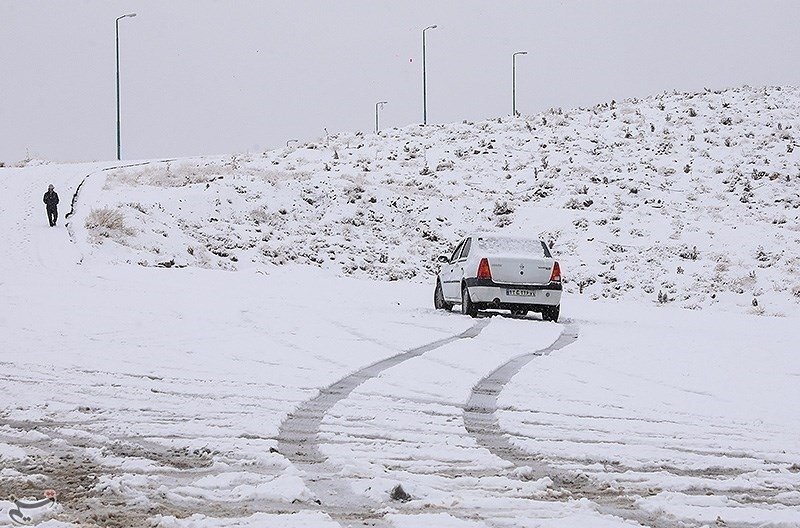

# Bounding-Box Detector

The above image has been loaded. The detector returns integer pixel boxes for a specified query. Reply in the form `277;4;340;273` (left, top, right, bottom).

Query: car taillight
477;258;492;280
550;261;561;282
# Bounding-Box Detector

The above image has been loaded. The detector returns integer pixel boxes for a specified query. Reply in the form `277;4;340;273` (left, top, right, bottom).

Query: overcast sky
2;1;799;163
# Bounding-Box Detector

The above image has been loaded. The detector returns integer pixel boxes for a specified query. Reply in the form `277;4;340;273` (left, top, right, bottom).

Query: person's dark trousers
47;206;58;227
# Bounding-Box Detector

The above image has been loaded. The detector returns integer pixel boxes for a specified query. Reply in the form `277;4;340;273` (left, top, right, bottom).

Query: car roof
470;234;542;242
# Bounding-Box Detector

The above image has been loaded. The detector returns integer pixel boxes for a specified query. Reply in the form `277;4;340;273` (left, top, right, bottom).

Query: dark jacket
43;190;59;208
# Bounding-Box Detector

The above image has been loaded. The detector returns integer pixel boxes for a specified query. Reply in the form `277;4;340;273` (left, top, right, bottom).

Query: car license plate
507;289;535;297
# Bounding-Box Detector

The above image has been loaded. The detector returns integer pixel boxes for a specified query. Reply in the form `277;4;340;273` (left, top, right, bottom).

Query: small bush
493;200;514;216
679;245;699;260
128;202;148;214
249;207;270;224
576;276;596;294
85;207;135;239
564;198;585;210
496;215;513;228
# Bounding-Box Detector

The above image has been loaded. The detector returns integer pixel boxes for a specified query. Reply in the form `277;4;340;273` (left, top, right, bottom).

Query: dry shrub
85;207;135;239
106;161;224;188
248;206;270;224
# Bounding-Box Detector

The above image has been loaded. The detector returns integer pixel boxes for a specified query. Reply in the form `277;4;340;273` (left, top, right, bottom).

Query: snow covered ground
1;86;799;527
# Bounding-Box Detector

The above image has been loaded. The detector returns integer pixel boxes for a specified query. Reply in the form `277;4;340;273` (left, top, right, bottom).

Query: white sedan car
434;235;562;321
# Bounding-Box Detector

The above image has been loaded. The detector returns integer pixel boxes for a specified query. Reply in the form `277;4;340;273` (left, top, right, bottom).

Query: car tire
461;285;478;318
542;305;560;322
434;280;452;311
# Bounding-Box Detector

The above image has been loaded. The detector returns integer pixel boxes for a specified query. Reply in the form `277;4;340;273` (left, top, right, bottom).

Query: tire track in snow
462;324;741;528
277;318;490;526
463;323;579;480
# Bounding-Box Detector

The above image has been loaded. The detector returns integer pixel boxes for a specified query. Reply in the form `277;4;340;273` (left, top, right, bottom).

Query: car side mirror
437;255;449;263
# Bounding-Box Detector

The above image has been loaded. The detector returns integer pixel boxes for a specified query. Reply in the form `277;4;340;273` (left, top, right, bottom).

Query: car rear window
475;236;551;258
460;238;472;259
449;240;464;263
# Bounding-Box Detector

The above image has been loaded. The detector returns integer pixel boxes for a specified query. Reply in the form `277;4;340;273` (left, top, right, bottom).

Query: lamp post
375;101;387;133
512;50;527;117
422;24;437;125
116;13;136;161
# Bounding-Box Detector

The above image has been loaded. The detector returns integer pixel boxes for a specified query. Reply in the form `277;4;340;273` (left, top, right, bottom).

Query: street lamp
512;51;528;118
375;101;388;133
116;13;136;161
422;24;437;125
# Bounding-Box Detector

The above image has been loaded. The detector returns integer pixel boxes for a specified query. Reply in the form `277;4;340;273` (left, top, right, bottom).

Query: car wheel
434;280;452;311
511;309;528;317
542;305;560;322
461;285;478;318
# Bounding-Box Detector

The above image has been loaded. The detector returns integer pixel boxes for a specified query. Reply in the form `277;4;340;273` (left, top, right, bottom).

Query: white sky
2;0;799;163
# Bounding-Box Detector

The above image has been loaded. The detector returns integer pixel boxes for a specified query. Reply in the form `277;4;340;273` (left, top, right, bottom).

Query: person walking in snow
43;184;59;227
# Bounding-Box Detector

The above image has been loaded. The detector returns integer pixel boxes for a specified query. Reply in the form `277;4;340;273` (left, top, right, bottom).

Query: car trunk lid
487;256;553;284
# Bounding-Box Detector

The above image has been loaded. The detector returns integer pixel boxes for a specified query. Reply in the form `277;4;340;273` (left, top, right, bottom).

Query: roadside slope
71;85;800;316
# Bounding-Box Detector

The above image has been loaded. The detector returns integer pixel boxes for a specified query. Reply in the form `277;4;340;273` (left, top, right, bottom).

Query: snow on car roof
473;236;550;257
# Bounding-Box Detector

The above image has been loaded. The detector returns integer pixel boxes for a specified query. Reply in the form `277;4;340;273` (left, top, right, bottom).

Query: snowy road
276;319;489;526
1;163;798;527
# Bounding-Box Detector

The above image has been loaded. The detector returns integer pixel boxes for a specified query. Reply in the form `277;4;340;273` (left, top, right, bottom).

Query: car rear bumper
464;278;562;307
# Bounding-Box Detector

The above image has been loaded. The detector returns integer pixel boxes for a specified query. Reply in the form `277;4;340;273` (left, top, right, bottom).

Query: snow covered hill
76;85;800;316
